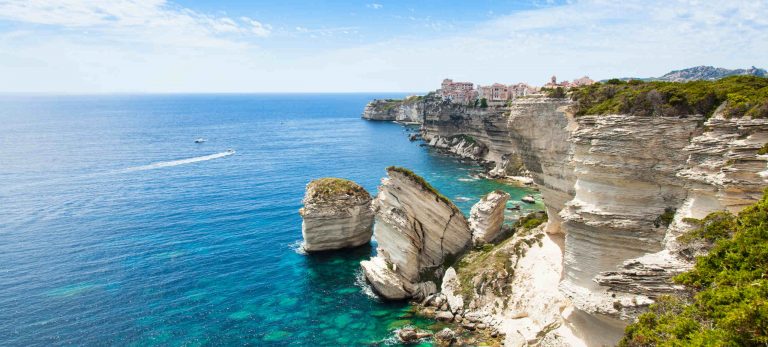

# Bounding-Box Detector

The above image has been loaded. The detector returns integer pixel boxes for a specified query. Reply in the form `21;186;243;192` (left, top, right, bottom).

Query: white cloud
0;0;765;92
0;0;271;47
367;3;383;10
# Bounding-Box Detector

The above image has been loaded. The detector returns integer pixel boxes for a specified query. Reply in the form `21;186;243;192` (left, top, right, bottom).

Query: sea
0;94;541;346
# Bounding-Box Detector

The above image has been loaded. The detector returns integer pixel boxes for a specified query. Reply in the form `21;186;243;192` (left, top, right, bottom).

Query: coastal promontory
299;178;374;252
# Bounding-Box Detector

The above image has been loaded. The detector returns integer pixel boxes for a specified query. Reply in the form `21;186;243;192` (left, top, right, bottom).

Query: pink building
478;83;510;102
572;76;595;86
544;75;594;89
438;79;477;104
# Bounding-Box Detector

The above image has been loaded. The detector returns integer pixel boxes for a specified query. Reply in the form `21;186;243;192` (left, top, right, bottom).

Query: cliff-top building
477;82;538;104
544;75;595;89
438;79;477;104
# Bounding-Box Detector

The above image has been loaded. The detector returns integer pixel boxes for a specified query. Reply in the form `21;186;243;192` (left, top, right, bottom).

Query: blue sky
0;0;765;93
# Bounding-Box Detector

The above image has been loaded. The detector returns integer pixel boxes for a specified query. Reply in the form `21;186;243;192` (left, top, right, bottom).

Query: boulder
359;257;409;300
435;311;454;322
299;178;374;252
441;267;464;313
434;328;456;347
469;190;510;245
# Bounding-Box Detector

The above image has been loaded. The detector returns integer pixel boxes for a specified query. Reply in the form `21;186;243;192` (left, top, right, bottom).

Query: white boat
226;148;235;154
195;138;206;143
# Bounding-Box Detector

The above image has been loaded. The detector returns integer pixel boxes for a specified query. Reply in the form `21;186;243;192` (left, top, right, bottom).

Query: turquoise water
0;94;540;346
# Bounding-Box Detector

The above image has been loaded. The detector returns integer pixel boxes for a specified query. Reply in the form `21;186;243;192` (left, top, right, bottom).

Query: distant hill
657;65;766;82
603;66;767;83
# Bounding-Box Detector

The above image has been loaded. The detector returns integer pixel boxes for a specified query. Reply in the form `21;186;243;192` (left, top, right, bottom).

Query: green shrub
306;177;370;201
572;75;768;118
653;207;677;228
515;210;548;230
480;98;488;108
620;189;768;346
758;143;768;155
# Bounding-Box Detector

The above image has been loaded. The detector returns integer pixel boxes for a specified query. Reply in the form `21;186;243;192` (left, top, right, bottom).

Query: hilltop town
437;75;595;106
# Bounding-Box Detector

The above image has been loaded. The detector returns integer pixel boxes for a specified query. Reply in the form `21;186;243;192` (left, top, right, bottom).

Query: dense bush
514;210;548;230
572;75;768;118
620;190;768;346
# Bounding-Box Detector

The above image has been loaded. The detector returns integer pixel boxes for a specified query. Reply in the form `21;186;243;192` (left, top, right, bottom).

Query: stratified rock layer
363;95;768;345
299;178;374;252
362;97;424;123
469;190;510;245
361;167;471;300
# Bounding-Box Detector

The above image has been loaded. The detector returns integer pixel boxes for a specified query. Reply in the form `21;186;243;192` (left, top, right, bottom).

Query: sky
0;0;765;93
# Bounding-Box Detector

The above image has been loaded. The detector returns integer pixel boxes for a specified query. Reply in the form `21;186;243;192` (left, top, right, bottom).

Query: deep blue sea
0;94;540;346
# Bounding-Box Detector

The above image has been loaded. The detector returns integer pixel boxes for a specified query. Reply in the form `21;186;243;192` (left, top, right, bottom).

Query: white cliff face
558;114;703;327
361;168;472;300
362;98;424;123
469;190;510;245
299;178;374;252
421;97;576;234
593;111;768;314
366;95;768;345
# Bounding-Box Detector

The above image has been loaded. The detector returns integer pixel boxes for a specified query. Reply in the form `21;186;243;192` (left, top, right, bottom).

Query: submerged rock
397;327;432;343
299;178;374;252
434;328;456;346
469;190;510;245
361;167;472;300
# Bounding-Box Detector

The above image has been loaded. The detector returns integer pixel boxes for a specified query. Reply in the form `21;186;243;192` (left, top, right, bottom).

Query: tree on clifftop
480;98;488;108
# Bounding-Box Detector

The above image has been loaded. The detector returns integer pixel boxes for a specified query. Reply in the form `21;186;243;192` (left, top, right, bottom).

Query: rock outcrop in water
299;178;374;252
361;167;472;300
469;190;510;245
362;92;768;345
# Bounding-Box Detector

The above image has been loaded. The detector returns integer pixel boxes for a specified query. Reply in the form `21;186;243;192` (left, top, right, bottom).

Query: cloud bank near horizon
0;0;765;93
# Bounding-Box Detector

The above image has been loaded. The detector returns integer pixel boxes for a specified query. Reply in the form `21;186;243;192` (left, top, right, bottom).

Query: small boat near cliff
195;138;206;143
521;195;536;204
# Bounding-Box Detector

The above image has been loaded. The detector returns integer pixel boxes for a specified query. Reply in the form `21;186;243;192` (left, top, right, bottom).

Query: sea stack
299;178;374;252
361;167;471;300
469;190;510;245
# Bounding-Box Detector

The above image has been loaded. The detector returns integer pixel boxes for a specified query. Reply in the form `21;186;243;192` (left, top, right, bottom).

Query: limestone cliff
299;178;374;252
361;96;425;123
363;94;768;345
469;190;510;245
361;167;472;300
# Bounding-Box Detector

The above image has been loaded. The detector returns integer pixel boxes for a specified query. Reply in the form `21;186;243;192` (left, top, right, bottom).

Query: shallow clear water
0;94;541;346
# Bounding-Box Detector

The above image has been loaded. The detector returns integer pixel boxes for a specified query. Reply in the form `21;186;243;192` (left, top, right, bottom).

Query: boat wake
1;150;236;194
121;150;235;173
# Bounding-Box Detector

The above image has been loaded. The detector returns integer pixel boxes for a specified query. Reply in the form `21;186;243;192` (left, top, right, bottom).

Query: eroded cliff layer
469;190;510;245
300;178;374;252
362;87;768;345
361;167;472;300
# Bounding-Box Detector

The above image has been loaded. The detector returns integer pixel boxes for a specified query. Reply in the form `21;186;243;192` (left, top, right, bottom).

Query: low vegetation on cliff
620;191;768;346
455;211;547;306
572;75;768;118
306;178;370;201
385;166;459;212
